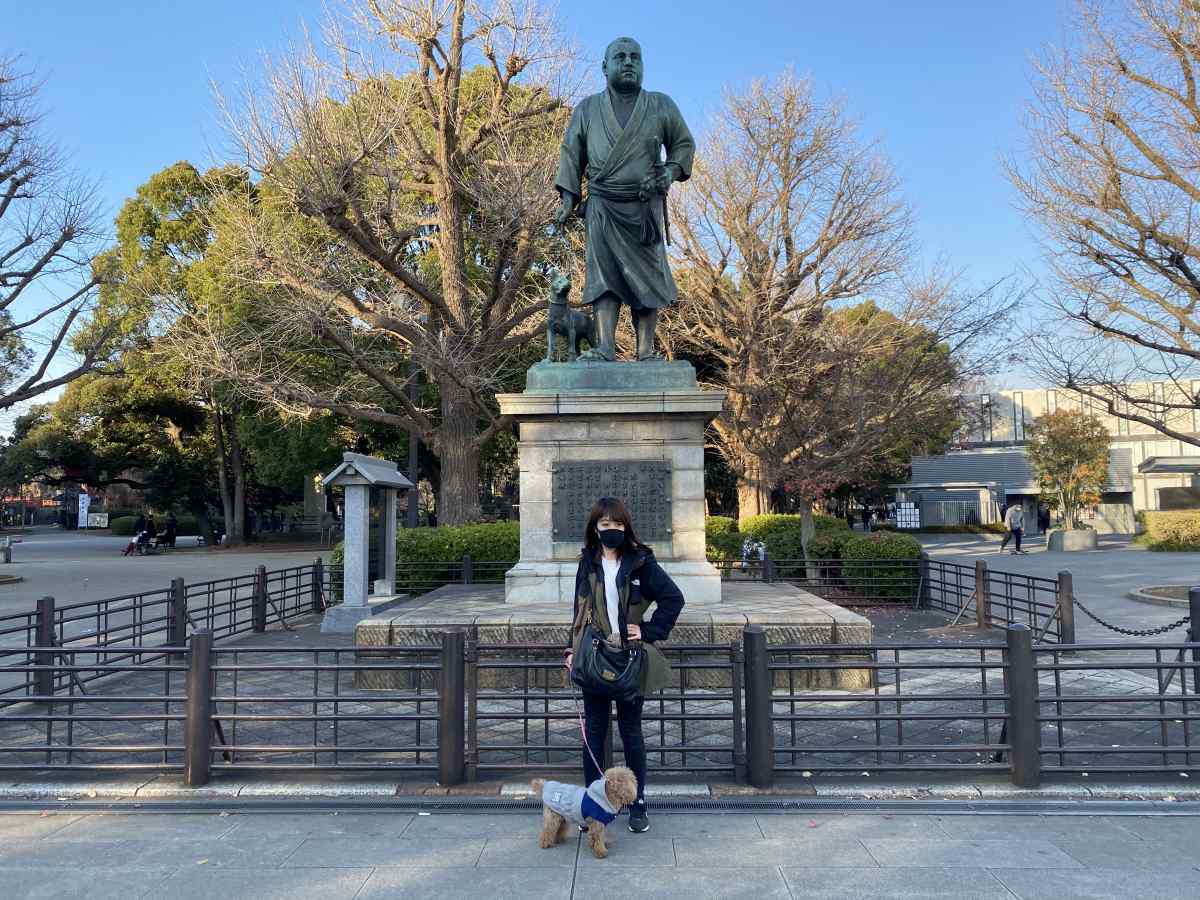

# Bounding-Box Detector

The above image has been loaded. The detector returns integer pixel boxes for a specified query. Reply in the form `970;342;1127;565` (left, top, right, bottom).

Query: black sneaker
628;800;649;833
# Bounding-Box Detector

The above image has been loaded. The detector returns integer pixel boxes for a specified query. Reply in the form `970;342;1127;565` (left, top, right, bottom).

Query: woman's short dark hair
583;496;649;556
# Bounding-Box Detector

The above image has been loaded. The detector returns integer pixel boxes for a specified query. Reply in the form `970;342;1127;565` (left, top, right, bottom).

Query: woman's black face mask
598;528;625;549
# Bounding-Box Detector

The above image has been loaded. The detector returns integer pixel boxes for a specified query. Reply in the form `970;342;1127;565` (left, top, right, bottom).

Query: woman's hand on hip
626;624;642;641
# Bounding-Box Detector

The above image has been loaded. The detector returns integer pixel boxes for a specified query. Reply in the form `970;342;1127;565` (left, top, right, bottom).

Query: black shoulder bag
570;604;643;702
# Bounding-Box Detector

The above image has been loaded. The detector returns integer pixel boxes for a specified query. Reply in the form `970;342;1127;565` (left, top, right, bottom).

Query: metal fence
761;639;1010;774
465;639;745;780
1036;642;1200;774
924;558;1067;643
5;624;1200;786
209;642;441;772
0;646;187;772
0;560;332;705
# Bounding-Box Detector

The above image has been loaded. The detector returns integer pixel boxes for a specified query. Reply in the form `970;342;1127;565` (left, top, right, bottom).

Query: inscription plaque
552;460;672;543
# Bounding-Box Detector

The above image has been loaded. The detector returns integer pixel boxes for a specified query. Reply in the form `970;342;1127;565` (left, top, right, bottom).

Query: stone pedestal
497;360;725;605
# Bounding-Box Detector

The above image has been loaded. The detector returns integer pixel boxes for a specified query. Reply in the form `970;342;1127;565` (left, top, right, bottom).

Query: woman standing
563;497;685;834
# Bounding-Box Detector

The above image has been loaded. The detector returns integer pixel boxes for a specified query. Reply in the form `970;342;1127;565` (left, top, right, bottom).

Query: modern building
892;382;1200;533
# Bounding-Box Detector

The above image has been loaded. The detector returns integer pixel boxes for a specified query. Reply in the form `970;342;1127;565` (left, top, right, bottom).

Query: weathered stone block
519;421;589;442
588;420;636;441
635;420;703;441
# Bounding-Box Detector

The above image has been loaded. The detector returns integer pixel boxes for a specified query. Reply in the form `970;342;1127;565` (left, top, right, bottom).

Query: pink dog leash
572;686;605;775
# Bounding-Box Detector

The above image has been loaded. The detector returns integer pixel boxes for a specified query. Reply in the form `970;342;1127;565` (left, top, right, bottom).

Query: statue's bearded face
603;39;643;92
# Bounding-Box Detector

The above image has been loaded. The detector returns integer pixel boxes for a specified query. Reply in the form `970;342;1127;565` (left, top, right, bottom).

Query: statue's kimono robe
556;89;695;310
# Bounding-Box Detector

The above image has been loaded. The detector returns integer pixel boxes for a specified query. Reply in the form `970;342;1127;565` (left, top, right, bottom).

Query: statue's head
602;37;643;93
551;274;571;301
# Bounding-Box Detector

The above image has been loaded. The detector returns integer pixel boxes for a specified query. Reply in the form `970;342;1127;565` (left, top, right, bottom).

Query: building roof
322;453;414;490
900;447;1133;494
1137;455;1200;475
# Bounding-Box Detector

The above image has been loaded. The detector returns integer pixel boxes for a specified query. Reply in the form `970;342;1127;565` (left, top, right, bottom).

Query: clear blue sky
7;0;1070;371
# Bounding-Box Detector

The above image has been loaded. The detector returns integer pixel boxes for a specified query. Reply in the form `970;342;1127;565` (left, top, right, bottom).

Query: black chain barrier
1072;595;1192;637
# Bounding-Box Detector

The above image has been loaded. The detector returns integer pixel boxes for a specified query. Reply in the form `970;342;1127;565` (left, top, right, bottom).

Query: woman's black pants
582;691;646;801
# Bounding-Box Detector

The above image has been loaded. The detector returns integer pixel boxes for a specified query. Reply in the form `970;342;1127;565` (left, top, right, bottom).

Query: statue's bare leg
579;295;619;361
633;307;661;361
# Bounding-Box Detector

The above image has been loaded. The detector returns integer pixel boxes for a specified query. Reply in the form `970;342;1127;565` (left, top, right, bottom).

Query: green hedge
110;516;137;536
1141;511;1200;551
333;521;521;596
734;511;849;566
705;516;742;566
840;531;923;599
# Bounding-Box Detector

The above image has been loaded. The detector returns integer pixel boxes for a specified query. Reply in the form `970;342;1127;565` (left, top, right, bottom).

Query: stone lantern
320;452;414;633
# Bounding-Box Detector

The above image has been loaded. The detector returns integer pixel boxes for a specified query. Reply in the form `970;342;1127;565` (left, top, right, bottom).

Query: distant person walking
1000;503;1026;554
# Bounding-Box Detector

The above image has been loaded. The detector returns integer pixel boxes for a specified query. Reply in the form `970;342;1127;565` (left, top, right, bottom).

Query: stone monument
500;35;723;604
353;37;871;687
320;452;413;633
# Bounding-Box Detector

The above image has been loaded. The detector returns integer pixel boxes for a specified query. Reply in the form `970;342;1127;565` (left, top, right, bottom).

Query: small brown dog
533;766;639;858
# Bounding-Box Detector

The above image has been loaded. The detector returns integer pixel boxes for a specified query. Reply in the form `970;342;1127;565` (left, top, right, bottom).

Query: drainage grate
4;797;1200;816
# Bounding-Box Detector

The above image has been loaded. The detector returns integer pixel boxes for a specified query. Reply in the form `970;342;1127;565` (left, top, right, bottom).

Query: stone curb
1;779;1198;804
1127;586;1190;609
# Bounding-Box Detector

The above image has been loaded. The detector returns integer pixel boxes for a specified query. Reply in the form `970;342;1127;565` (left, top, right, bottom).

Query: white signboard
895;501;920;530
77;493;91;529
87;512;110;529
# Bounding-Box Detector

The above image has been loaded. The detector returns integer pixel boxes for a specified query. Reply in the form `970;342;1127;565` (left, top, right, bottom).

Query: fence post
438;629;466;786
169;577;188;653
762;552;774;584
975;560;990;630
312;558;325;613
184;629;214;787
917;552;931;609
743;625;775;788
253;565;268;633
1189;587;1200;694
730;639;747;783
1057;571;1076;645
1005;624;1041;789
462;554;473;585
34;596;55;699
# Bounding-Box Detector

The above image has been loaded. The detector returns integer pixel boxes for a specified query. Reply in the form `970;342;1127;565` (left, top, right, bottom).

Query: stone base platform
320;595;408;634
355;581;872;690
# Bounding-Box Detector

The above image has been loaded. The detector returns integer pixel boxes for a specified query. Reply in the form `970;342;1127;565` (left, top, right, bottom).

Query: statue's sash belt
588;181;666;247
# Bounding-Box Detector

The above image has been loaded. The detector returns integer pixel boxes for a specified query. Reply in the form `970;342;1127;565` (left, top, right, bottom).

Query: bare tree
667;74;1012;553
0;58;113;410
1011;0;1200;443
186;0;575;523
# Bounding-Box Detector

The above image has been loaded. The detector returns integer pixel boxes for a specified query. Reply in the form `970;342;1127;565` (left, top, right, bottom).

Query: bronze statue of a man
554;37;695;361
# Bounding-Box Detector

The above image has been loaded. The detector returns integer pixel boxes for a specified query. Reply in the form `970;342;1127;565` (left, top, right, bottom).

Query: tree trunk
433;380;482;525
212;404;235;547
228;419;246;546
736;459;772;524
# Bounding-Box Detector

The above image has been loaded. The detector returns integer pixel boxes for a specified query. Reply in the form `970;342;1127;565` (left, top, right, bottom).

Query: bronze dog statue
545;275;596;362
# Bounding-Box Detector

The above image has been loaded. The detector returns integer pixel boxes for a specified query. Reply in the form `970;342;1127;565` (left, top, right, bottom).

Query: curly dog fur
533;766;639;859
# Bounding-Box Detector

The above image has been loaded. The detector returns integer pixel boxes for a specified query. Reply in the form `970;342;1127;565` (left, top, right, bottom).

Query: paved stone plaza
0;808;1196;898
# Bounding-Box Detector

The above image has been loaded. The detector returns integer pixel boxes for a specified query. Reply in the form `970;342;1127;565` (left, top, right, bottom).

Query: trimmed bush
333;521;521;597
1141;511;1200;551
739;513;850;576
110;516;138;536
705;516;742;566
841;531;922;599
